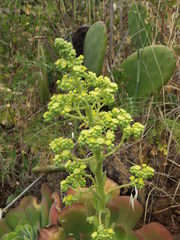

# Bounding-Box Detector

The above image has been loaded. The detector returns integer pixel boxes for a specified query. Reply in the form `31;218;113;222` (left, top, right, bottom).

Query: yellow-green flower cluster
87;83;118;106
97;108;132;131
131;122;145;139
44;38;119;123
62;193;79;206
112;108;132;128
61;160;87;193
129;175;145;189
43;94;72;121
130;164;155;189
91;225;114;240
98;111;118;131
98;108;144;139
54;38;76;70
123;122;144;140
49;137;74;164
54;41;85;74
78;125;115;151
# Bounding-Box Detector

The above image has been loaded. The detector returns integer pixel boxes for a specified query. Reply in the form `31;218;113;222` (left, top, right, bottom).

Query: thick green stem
94;148;107;223
32;155;93;174
86;104;94;127
66;113;85;121
85;104;107;224
32;164;66;174
105;136;125;158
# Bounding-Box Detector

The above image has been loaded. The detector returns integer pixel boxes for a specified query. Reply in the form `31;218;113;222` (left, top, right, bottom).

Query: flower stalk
37;38;154;239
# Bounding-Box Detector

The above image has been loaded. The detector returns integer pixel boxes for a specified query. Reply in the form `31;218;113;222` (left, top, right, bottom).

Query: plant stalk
94;149;106;214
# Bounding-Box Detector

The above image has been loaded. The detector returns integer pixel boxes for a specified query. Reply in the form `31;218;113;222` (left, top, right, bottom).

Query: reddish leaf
19;196;35;209
66;188;94;214
39;225;66;240
107;196;143;230
48;192;61;225
136;222;173;240
41;184;53;210
105;178;120;199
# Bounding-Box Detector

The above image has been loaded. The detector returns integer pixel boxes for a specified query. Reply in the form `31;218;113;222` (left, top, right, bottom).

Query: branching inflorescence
43;38;154;239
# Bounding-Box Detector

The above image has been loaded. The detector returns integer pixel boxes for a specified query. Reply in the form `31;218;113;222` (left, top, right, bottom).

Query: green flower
132;122;144;139
91;225;114;240
130;164;155;189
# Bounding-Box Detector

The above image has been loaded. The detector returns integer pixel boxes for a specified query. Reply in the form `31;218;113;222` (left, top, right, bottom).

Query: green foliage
83;21;107;76
128;2;152;49
2;224;38;240
119;45;176;99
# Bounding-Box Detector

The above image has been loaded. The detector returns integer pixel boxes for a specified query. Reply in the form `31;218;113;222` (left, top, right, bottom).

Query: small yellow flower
138;178;144;185
107;228;114;234
130;175;135;181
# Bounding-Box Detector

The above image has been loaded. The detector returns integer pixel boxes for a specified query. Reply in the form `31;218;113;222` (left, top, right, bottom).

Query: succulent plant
0;181;173;240
128;2;152;49
115;45;176;99
83;21;107;76
1;224;38;240
0;184;61;240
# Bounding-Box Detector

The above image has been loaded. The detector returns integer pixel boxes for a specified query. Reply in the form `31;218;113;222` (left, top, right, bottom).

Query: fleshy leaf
41;184;53;210
25;203;41;228
48;192;61;225
59;204;93;239
114;224;126;239
83;21;107;76
128;3;152;49
38;226;66;240
1;232;17;240
2;224;38;240
120;45;176;99
136;222;173;240
40;198;49;227
18;196;34;209
4;207;29;230
66;188;94;214
105;178;120;199
114;224;143;240
0;221;11;237
108;196;143;230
